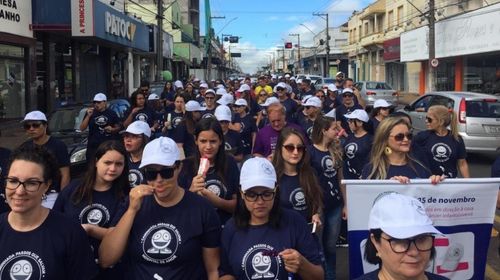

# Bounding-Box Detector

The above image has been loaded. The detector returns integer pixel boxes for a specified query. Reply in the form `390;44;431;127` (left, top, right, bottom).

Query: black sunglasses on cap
23;122;44;130
143;167;176;181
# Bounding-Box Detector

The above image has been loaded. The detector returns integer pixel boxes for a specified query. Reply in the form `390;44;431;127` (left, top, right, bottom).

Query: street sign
230;53;241;57
229;36;239;43
430;58;439;68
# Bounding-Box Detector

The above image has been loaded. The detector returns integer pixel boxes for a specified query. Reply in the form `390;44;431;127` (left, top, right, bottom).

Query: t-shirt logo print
431;143;452;162
0;252;46;280
345;143;358;159
141;223;181;264
290;189;307;211
79;204;111;226
242;244;281;280
321;155;337;178
136;113;148;122
10;259;32;280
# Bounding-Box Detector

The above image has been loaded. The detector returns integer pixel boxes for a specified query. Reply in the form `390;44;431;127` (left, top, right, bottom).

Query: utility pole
428;0;436;91
289;33;301;74
156;0;163;81
207;16;225;81
313;12;330;77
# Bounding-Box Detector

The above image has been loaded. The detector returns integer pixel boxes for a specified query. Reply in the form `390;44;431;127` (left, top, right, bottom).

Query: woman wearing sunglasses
272;127;323;225
370;99;392;132
298;96;323;141
1;146;98;279
219;157;324;280
355;192;447;280
343;109;374;180
99;137;221;279
309;116;346;280
20;111;70;207
53;140;128;278
178;118;239;225
411;105;470;179
361;117;443;184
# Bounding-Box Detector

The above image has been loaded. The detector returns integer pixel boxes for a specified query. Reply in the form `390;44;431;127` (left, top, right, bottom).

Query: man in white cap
274;82;298;124
196;82;209;105
201;89;217;118
297;78;316;102
20;110;70;206
298;96;323;140
80;93;121;160
215;105;243;162
335;88;363;135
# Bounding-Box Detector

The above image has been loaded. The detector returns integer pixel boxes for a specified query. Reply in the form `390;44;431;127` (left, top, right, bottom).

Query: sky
200;0;375;74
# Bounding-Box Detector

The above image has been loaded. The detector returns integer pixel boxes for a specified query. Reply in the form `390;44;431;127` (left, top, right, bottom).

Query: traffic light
285;42;293;49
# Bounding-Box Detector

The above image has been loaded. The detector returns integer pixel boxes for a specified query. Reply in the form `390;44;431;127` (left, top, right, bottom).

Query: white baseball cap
23;111;47;122
193;78;200;82
240;157;277;191
342;88;354;94
273;82;288;93
374;99;392;108
121;120;151;138
284;74;291;78
216;84;225;89
237;84;251;92
344;109;369;123
234;98;248;107
368;192;441;239
217;94;234;106
325;109;336;119
200;83;209;88
140;137;180;168
336;71;344;77
261;96;280;107
185;100;207;112
327;84;338;92
216;88;228;96
214;105;232;122
174;80;184;89
205;89;216;96
301;95;313;104
304;96;322;108
148;93;160;100
93;93;107;102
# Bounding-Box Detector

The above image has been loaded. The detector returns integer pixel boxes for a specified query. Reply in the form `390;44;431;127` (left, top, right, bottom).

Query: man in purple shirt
253;103;307;159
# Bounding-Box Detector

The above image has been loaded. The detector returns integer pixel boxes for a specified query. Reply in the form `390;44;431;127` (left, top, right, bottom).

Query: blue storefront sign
69;0;150;51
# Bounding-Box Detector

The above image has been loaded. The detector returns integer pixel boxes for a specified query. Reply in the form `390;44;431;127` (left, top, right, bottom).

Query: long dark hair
8;146;60;190
234;187;282;229
192;118;227;184
184;111;197;134
130;91;147;108
71;140;129;205
271;127;323;219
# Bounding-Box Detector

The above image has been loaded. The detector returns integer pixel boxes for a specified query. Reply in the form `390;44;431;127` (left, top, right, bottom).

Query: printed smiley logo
87;209;103;225
431;143;452;162
251;252;274;279
9;260;32;280
147;229;172;254
345;143;358;159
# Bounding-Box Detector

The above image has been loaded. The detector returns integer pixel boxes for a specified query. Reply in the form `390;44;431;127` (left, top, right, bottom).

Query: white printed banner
344;178;499;280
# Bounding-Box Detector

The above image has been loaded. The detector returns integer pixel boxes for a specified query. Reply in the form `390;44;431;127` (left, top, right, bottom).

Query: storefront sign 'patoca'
105;11;136;41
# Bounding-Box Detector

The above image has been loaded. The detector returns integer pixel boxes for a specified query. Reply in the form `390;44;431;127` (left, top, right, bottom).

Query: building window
397;6;403;25
388;10;394;28
465;53;500;94
364;22;369;36
0;44;26;119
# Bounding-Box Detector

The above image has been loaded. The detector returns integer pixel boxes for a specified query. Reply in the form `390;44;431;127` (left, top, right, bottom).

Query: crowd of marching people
0;72;498;280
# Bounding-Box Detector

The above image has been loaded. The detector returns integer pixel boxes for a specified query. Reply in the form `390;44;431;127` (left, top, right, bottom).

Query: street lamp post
313;12;330;77
289;33;301;74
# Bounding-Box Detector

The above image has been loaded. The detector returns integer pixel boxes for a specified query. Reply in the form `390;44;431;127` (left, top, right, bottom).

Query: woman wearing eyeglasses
272;127;323;225
411;105;470;179
53;140;128;278
355;192;448;280
1;146;98;279
343;109;374;180
370;99;392;132
309;116;346;280
361;117;443;184
99;137;221;279
123;90;158;129
178;118;239;225
219;157;324;280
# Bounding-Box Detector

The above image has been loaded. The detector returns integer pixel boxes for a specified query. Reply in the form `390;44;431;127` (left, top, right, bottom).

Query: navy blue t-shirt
281;98;298;124
0;211;98;279
361;160;431;179
110;191;221;280
127;157;146;188
165;111;184;130
0;147;11;214
411;130;467;178
296;113;314;141
308;146;343;210
233;113;257;155
323;97;336;114
354;269;449;280
166;123;196;158
52;180;126;260
492;155;500;178
201;108;216;119
87;108;120;149
125;106;158;127
278;174;309;221
220;209;322;280
21;137;70;192
336;103;363;133
224;130;243;157
178;155;239;224
343;133;374;179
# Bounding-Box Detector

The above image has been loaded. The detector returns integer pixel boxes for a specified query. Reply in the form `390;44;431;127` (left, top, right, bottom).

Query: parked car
48;99;130;178
399;91;500;153
314;77;335;90
354;81;398;107
296;74;322;84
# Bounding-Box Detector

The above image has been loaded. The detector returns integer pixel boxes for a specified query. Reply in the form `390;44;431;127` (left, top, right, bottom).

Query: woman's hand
129;185;154;212
279;249;304;274
342;205;348;220
429;174;446;185
311;214;322;228
390;176;410;184
189;174;206;195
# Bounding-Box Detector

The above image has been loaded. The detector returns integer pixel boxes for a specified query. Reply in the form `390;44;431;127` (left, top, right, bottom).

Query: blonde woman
412;105;470;178
361;117;443;184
